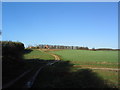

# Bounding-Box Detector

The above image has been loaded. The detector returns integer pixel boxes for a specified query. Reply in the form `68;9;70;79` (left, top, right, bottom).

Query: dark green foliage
2;41;25;74
2;41;25;84
78;47;89;50
2;41;25;62
2;41;24;54
2;41;25;66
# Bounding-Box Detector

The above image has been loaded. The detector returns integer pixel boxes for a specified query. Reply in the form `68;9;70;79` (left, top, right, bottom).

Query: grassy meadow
46;49;119;87
49;50;118;68
25;49;119;88
24;49;54;60
6;48;118;88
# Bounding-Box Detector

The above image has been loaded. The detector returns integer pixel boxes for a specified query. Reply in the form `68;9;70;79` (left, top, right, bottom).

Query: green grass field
47;49;119;87
23;49;119;88
49;50;118;68
24;49;54;60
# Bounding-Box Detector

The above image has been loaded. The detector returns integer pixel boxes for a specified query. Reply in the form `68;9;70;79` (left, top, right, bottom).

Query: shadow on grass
2;57;56;86
32;60;116;88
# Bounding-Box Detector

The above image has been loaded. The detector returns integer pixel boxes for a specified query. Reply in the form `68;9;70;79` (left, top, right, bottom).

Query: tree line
27;44;119;51
28;44;89;50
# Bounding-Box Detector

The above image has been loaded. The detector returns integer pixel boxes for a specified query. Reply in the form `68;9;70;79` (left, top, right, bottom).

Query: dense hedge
2;41;25;63
2;41;25;84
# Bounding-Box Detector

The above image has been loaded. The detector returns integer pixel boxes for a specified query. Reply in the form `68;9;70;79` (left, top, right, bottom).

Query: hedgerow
2;41;25;64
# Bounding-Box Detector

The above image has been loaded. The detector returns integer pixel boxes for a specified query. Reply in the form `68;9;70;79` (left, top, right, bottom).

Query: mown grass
49;50;118;68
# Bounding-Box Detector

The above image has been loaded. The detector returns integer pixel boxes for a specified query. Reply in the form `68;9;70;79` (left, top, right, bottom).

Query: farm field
48;49;119;68
33;60;119;88
46;49;119;87
24;49;119;88
24;49;54;60
6;48;118;88
3;2;118;89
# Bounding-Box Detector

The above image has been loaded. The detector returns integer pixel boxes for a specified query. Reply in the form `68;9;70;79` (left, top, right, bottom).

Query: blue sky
3;2;118;49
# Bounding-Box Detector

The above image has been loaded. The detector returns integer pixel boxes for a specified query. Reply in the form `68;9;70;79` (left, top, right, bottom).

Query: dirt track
39;49;61;60
74;65;120;71
84;67;119;71
3;49;61;89
48;53;60;60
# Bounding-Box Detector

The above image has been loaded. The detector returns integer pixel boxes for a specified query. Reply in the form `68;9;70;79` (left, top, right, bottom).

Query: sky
2;2;118;49
2;0;120;2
